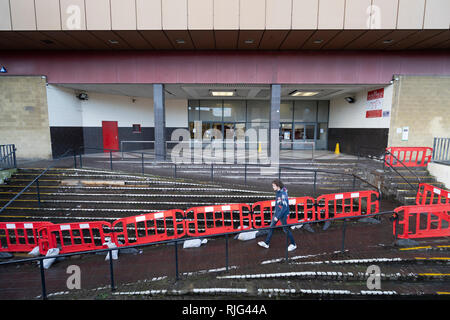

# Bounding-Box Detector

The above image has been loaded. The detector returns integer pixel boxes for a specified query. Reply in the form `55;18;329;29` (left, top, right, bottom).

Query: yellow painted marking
0;215;32;218
10;179;60;182
0;192;51;195
418;273;450;276
437;292;450;295
0;199;38;202
1;207;39;210
415;257;450;260
437;245;450;248
400;246;432;251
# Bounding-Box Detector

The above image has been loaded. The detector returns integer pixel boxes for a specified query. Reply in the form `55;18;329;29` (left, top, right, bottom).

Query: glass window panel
318;100;329;122
316;123;328;150
223;100;246;122
247;101;269;122
280;102;293;122
188;100;199;121
199;100;223;121
294;101;317;122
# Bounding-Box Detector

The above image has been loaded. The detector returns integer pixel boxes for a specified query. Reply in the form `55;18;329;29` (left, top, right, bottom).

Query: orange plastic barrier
416;183;449;206
393;204;450;239
112;209;185;246
316;190;379;220
385;147;432;167
0;222;52;253
251;197;316;228
38;221;112;254
185;203;252;236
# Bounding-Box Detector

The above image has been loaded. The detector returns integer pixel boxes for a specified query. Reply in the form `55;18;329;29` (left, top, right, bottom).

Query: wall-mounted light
0;66;7;73
244;39;254;44
289;90;319;97
175;39;185;44
344;96;355;103
77;92;89;100
108;39;119;44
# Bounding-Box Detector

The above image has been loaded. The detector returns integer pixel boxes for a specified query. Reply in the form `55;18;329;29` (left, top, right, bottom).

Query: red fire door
102;121;119;152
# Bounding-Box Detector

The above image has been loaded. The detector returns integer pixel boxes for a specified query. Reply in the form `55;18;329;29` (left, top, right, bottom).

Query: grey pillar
270;84;281;164
153;84;166;161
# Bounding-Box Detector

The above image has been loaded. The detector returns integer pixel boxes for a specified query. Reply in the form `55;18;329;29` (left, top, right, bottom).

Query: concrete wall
388;76;450;148
329;85;393;129
428;162;450;189
0;76;52;159
327;85;393;155
47;85;188;128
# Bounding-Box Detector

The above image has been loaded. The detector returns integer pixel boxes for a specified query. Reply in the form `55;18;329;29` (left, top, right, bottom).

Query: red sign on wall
366;88;384;118
367;88;384;101
366;110;383;118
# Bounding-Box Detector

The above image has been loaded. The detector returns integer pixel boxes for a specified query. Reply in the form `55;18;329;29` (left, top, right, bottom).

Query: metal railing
72;146;378;197
356;146;421;193
384;149;421;191
0;144;17;170
0;149;74;214
432;137;450;164
0;208;396;300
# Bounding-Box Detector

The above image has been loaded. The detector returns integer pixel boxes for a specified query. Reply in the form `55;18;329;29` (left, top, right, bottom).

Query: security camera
344;96;355;103
77;93;89;100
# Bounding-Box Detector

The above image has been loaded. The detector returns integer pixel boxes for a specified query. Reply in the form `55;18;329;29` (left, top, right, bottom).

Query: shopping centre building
0;0;449;161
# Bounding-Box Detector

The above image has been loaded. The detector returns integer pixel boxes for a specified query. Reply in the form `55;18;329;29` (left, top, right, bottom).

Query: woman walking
258;179;297;252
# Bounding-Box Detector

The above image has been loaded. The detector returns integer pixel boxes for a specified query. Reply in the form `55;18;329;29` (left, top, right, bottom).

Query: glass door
293;122;316;150
280;123;293;149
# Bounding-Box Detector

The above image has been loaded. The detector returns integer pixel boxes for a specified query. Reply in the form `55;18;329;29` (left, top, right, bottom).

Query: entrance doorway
102;121;119;152
293;123;316;149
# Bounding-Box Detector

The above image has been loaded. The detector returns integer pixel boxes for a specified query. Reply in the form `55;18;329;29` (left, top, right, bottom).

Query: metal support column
153;84;166;161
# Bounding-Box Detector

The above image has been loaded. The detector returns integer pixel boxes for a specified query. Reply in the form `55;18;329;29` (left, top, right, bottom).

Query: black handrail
73;145;380;195
0;148;75;214
356;146;420;193
384;149;421;191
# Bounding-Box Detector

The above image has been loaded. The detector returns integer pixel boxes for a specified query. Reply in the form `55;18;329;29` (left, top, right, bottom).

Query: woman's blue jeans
264;214;295;246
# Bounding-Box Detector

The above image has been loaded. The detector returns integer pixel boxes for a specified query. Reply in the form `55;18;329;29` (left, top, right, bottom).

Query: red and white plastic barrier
112;209;185;246
393;204;450;239
0;222;53;253
4;187;449;255
416;183;449;206
38;221;112;255
185;203;252;237
251;196;316;228
316;190;379;220
385;147;432;167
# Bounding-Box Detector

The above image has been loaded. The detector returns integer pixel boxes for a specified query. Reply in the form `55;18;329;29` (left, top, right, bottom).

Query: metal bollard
109;249;116;291
341;219;347;253
36;179;41;208
39;259;47;300
174;240;179;281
